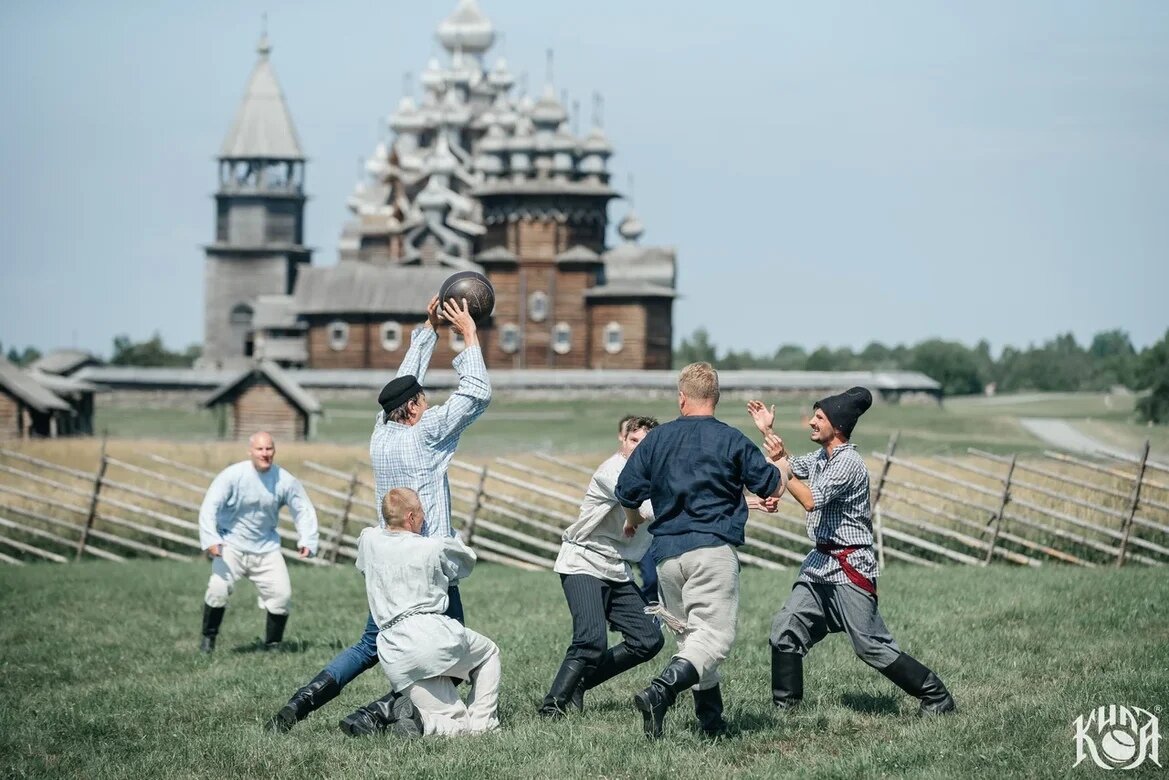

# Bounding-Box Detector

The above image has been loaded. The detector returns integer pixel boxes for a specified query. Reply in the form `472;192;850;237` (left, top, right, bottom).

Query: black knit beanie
378;375;423;416
813;386;873;439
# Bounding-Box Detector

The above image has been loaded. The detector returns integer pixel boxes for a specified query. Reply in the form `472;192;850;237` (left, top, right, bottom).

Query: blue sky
1;0;1166;359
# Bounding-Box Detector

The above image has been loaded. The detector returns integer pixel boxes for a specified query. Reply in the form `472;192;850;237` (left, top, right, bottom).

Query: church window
528;291;548;322
500;324;520;354
552;322;572;354
229;304;254;325
380;321;402;352
328;321;349;351
604;322;624;354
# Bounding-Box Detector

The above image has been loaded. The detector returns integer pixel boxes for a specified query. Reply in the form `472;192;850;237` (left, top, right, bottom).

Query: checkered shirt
789;443;879;585
370;327;491;540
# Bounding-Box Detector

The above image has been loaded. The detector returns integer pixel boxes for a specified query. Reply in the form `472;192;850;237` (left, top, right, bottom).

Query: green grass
2;561;1166;779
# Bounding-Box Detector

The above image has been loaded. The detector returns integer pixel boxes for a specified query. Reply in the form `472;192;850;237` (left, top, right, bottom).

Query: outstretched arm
396;295;443;384
419;298;491;446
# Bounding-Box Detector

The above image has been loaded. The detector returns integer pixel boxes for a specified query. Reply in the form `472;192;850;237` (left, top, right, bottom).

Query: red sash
816;543;876;596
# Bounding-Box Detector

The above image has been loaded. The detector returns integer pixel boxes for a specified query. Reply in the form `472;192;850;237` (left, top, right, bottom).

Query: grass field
92;390;1166;460
2;561;1166;779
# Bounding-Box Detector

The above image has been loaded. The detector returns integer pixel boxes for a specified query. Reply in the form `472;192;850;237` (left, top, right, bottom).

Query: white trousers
402;628;501;737
656;543;740;690
203;547;292;615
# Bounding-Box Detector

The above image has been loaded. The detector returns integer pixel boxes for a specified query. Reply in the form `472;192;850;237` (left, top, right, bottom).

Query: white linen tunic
197;461;319;555
355;527;477;691
553;452;654;582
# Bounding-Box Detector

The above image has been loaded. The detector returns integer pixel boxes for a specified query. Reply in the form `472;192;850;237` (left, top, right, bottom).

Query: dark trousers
638;546;659;604
560;573;664;670
323;585;464;686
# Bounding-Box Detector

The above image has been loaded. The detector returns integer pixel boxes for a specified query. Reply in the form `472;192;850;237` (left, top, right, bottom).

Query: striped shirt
370;327;491;540
789;443;878;586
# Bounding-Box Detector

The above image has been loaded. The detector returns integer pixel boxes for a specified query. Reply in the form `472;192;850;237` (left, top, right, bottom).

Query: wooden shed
0;358;74;439
203;360;321;441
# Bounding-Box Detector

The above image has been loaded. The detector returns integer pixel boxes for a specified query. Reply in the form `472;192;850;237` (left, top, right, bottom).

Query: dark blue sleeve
615;433;653;508
738;432;781;497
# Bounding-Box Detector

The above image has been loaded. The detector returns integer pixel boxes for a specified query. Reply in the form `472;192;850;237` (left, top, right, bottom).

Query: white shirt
355;527;477;691
554;452;654;582
197;461;319;555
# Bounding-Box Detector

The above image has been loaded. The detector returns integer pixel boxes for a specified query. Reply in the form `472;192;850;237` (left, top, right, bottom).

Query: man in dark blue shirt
616;362;786;739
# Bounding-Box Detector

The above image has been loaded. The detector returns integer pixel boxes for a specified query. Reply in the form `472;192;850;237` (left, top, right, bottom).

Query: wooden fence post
1116;440;1150;568
983;454;1017;565
75;439;109;561
464;467;488;546
330;469;359;564
870;432;899;570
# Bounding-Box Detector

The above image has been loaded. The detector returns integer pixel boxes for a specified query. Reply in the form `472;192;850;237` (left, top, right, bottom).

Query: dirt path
1017;417;1137;459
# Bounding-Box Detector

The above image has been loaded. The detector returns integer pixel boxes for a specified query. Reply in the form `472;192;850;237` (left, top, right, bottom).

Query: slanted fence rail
0;434;1164;573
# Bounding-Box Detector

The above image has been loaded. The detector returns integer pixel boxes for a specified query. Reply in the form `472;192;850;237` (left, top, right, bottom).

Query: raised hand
441;297;479;346
746;400;775;435
426;295;443;329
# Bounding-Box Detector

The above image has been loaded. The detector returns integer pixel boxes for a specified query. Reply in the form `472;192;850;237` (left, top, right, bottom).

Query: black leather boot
538;658;589;719
771;648;803;709
693;685;728;737
264;671;342;733
200;604;225;653
879;652;956;715
633;656;699;739
339;691;402;737
572;645;644;711
264;612;289;651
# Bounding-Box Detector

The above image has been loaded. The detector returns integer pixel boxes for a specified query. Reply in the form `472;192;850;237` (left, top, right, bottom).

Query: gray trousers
770;581;901;670
657;544;740;690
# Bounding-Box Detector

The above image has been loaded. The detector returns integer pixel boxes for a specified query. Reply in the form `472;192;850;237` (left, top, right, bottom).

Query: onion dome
436;0;496;54
618;210;645;242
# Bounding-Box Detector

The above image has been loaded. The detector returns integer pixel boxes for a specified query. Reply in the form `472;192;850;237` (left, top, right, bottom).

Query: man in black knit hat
747;387;956;716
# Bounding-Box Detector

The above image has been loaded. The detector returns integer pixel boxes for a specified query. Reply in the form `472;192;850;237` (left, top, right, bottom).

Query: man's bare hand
426;295;443;330
207;544;222;558
746;400;775;435
441;297;478;342
298;547;311;559
623;520;637;538
746;496;780;513
763;432;787;462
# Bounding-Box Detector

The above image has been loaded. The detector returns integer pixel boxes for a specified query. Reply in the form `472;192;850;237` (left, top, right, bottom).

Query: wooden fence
0;436;1165;572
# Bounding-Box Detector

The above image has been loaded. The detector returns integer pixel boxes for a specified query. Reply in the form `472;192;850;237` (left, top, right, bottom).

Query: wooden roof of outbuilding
0;359;72;413
203;361;321;414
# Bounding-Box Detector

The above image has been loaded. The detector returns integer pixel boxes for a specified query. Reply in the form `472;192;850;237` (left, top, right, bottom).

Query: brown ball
438;271;495;324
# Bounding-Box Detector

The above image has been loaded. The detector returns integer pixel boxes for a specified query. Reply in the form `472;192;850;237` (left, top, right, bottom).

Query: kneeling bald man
354;487;501;738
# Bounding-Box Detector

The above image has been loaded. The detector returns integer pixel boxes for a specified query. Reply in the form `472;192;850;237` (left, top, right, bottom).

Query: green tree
110;333;200;367
3;343;42;367
1087;329;1137;390
910;339;985;396
674;328;718;368
1135;330;1169;424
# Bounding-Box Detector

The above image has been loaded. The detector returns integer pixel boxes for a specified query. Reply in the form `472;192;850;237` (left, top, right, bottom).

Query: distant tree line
674;327;1169;423
2;333;200;369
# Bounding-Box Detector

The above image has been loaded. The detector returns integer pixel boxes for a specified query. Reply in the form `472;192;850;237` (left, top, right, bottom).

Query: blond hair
678;362;720;404
381;487;422;528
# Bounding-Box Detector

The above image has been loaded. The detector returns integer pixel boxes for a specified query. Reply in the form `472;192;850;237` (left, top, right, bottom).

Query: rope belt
379;608;438;633
815;543;877;596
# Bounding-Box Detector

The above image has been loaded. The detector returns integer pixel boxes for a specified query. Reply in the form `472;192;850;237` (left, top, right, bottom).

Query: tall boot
633;656;699;739
693;685;728;737
200;604;225;653
879;652;956;716
264;671;342;732
264;612;289;651
573;645;643;712
771;648;803;709
338;691;401;737
538;658;589;719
